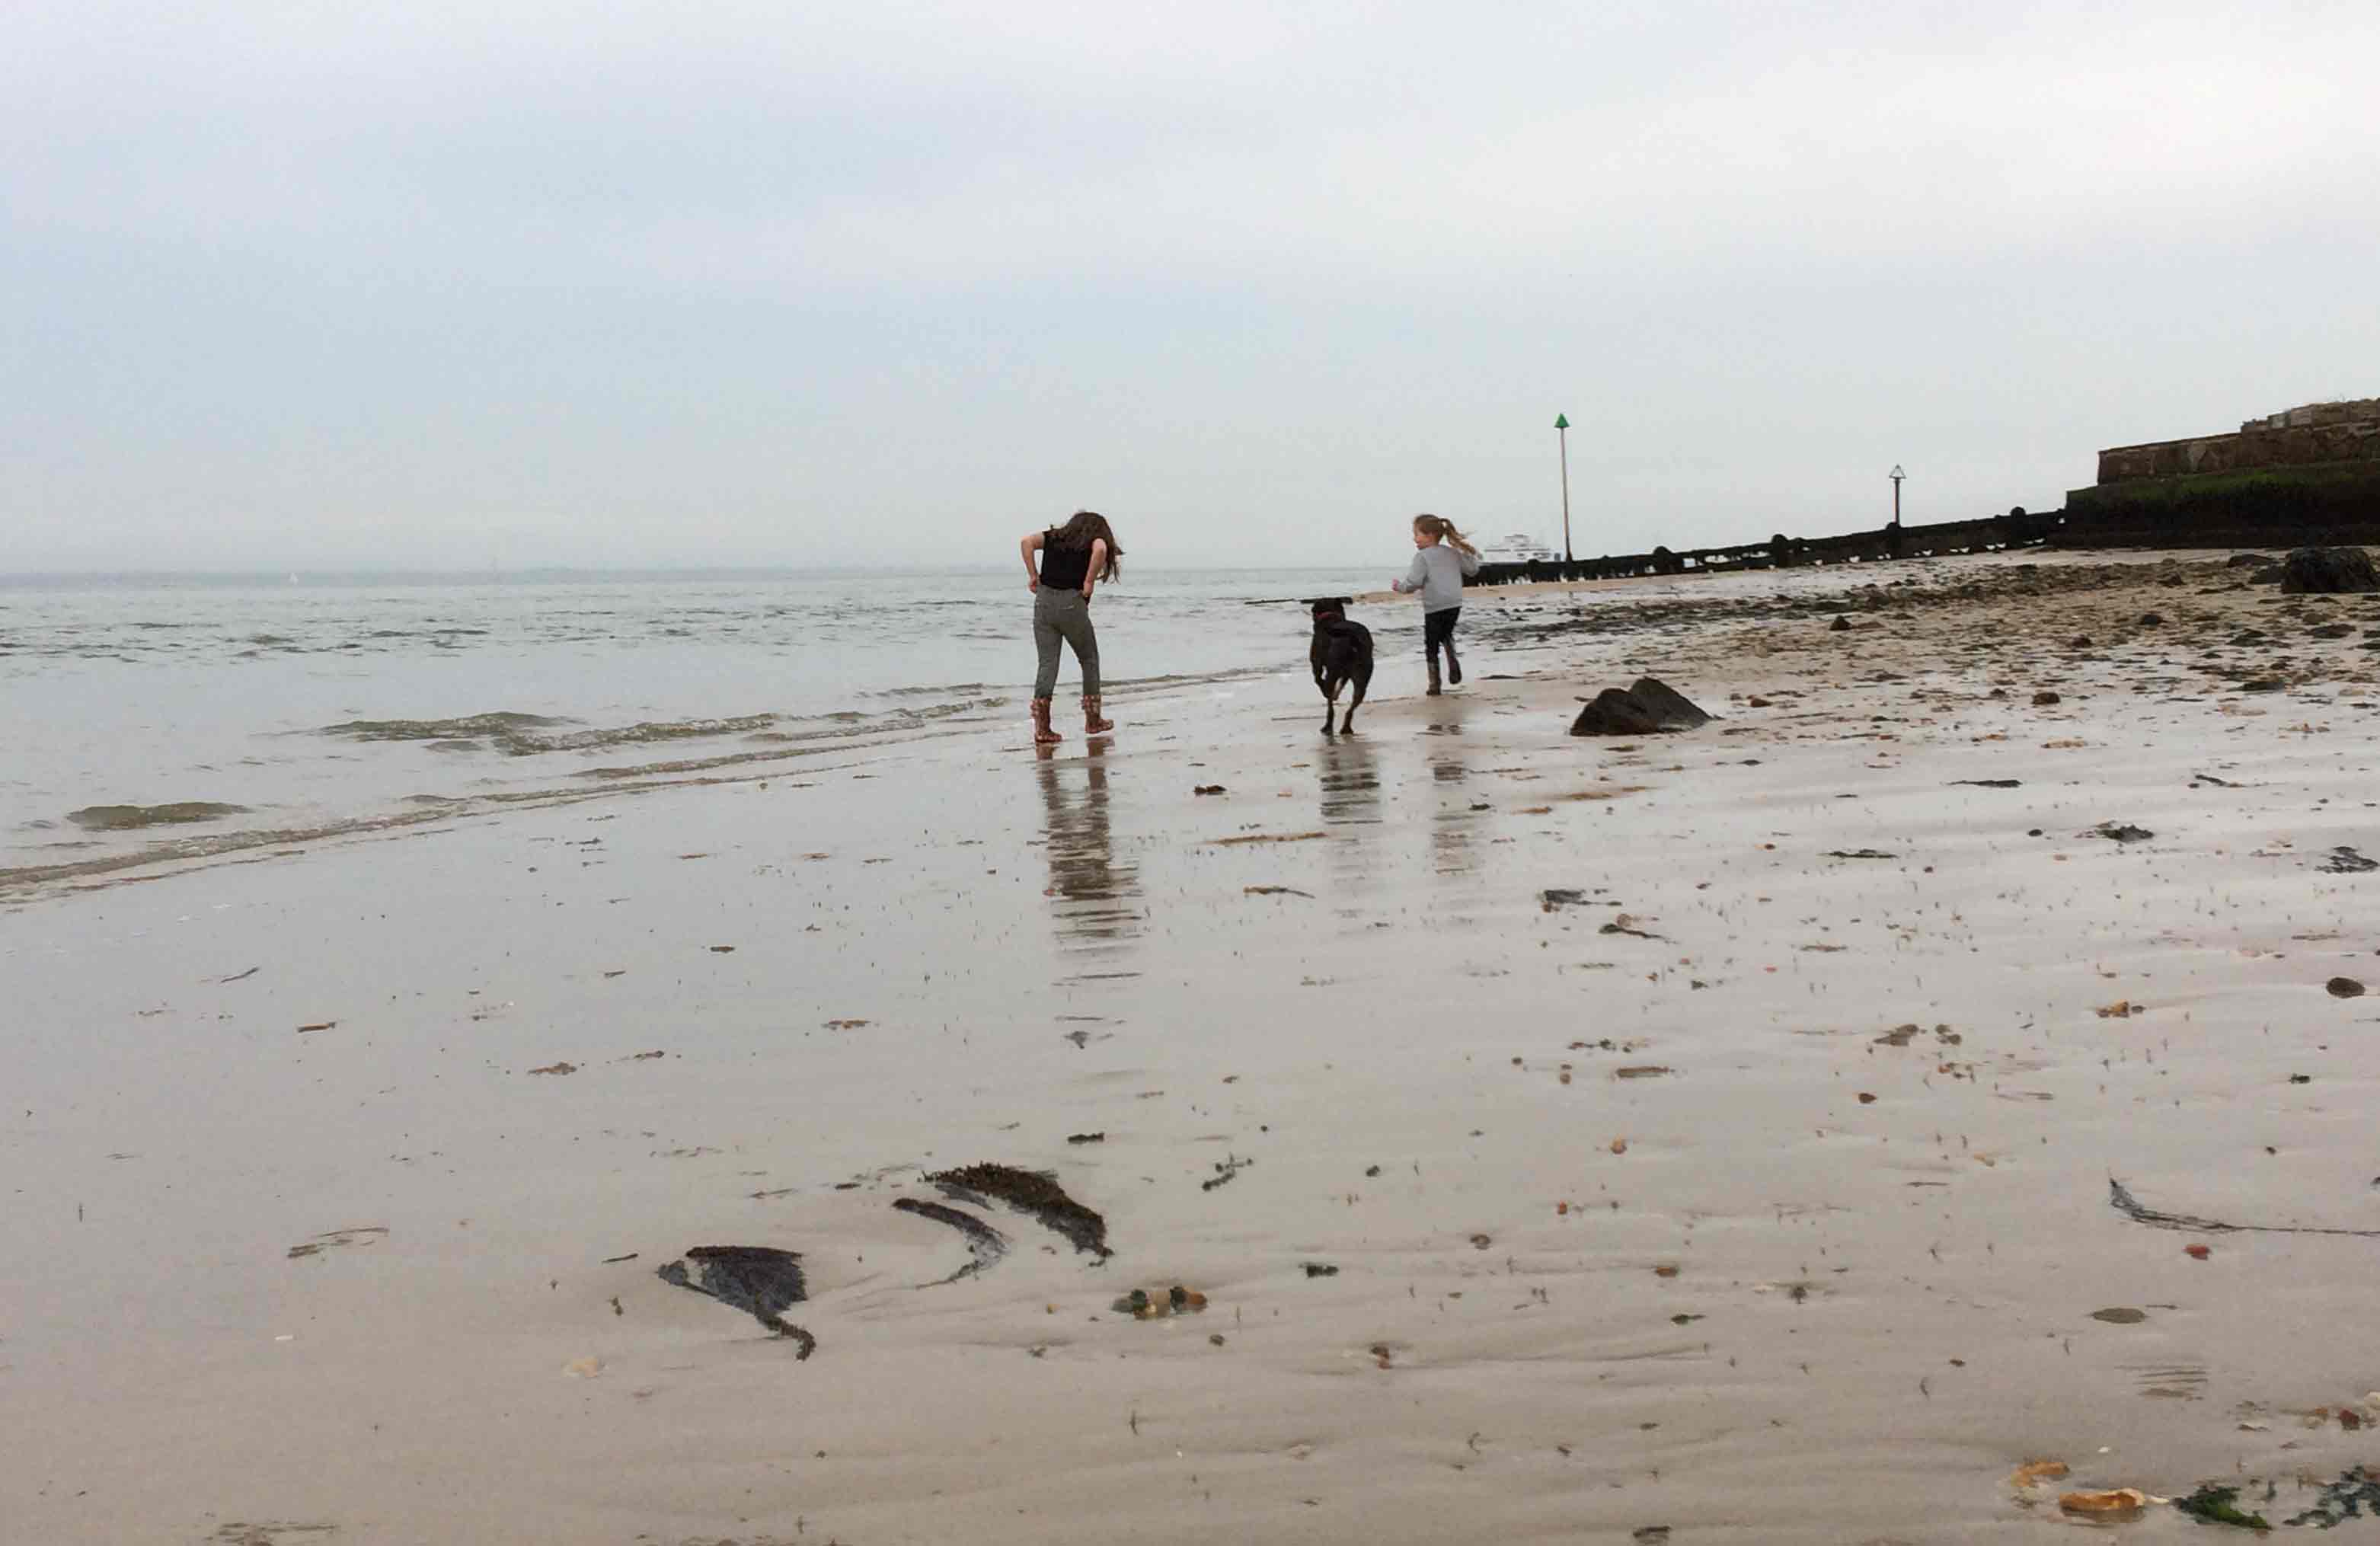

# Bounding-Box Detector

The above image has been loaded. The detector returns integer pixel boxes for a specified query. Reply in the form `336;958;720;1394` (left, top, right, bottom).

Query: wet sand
8;549;2380;1544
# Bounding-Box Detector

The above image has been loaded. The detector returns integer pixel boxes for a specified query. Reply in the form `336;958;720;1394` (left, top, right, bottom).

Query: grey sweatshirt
1393;543;1481;612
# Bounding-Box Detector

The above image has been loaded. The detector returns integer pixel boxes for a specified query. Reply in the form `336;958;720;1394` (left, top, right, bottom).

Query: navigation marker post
1555;413;1573;562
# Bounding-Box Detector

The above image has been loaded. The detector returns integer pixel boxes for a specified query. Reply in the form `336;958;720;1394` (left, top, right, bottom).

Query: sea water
0;567;1393;884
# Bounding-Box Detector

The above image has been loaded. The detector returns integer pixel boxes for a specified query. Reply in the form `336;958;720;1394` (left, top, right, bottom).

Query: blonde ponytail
1414;513;1478;557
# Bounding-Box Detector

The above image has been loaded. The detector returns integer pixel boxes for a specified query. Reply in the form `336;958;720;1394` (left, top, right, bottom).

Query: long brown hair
1413;513;1476;557
1051;510;1123;581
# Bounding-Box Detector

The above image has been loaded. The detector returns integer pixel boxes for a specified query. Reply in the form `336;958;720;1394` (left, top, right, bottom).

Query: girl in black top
1018;511;1124;746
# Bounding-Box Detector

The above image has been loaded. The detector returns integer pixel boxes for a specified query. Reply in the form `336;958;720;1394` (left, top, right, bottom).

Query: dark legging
1033;588;1101;697
1424;606;1460;656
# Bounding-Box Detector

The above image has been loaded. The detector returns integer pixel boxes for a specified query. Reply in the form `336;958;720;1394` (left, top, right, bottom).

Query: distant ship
1478;532;1561;564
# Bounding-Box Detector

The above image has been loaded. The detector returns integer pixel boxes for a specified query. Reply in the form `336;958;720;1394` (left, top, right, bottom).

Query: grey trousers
1033;588;1101;698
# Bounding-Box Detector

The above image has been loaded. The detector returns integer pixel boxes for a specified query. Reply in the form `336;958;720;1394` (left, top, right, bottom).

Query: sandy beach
11;548;2380;1544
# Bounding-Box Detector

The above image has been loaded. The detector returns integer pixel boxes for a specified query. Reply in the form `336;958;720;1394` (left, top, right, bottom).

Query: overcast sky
7;2;2376;571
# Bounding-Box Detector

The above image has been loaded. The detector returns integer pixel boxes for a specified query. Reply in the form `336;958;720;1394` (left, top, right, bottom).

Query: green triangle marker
1554;413;1570;430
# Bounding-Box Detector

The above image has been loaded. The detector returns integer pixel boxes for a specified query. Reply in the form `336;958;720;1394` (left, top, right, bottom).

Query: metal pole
1557;414;1573;562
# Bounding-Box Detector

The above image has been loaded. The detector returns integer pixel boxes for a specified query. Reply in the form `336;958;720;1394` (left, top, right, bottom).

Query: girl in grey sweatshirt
1389;514;1482;695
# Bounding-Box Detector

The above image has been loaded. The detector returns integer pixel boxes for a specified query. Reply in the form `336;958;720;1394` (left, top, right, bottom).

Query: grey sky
7;2;2376;570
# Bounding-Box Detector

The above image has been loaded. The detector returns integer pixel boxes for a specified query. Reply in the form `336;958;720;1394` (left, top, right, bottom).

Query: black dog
1305;598;1374;733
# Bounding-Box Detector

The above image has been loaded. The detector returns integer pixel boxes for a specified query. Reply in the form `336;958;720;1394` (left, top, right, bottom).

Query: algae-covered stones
1113;1285;1209;1319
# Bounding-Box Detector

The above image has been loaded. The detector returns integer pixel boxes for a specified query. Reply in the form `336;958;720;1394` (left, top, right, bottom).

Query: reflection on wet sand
1034;742;1141;963
1421;708;1478;877
1315;735;1382;829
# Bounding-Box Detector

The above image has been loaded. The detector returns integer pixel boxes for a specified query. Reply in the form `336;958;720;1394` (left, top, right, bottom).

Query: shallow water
1;567;1381;880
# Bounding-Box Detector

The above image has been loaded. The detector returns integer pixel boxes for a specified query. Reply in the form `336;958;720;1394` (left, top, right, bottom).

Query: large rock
2279;546;2380;594
1568;676;1714;737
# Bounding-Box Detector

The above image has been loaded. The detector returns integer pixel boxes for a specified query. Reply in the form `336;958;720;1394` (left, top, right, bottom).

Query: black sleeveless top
1040;530;1093;590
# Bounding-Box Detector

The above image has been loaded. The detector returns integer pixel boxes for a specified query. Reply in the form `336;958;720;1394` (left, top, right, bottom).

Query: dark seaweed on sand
892;1196;1010;1283
657;1245;817;1357
926;1163;1111;1259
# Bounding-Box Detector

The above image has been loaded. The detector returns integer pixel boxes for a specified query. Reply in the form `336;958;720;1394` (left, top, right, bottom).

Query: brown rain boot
1082;695;1113;734
1031;697;1062;746
1444;640;1462;685
1425;654;1442;696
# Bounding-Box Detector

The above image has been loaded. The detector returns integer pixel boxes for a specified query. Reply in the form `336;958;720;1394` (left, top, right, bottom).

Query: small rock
2094;823;2153;843
2069;634;2094;649
1829;615;1851;632
2327;976;2367;998
2032;690;2061;706
2139;612;2165;626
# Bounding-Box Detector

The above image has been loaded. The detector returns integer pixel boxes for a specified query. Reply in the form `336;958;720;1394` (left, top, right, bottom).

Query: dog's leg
1321;673;1343;733
1343;666;1369;733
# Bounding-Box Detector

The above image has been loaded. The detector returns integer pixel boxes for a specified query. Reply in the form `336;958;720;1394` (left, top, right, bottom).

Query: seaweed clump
2176;1483;2270;1530
926;1163;1110;1259
657;1245;816;1358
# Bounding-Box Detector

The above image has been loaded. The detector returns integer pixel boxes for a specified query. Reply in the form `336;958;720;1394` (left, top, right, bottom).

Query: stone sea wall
2097;399;2380;484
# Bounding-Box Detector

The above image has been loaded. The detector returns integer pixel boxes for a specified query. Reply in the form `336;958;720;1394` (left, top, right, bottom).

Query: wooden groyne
1468;509;2057;587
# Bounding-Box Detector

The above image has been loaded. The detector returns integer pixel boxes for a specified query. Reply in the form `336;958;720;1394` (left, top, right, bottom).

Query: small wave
319;711;575;741
869;680;989;698
489;712;780;755
67;801;251;832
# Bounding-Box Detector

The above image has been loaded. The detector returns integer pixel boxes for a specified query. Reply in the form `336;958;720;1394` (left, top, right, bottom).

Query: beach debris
286;1225;387;1260
2279;546;2380;595
2096;999;2141;1018
1302;1263;1340;1277
2011;1459;2071;1487
2059;1488;2148;1520
2285;1466;2380;1528
215;966;260;984
2032;691;2062;706
2094;822;2155;843
1113;1284;1209;1319
1193;784;1226;795
2321;846;2378;874
2326;976;2366;998
2090;1306;2148;1324
926;1164;1111;1257
602;1252;639;1264
1633;1528;1672;1544
656;1246;815;1357
2110;1176;2380;1238
527;1061;577;1075
1065;1132;1105;1145
1951;778;2023;787
67;801;250;832
1201;1155;1254;1193
1875;1023;1960;1047
892;1197;1008;1285
822;1017;871;1029
564;1356;602;1378
296;1021;337;1034
1609;1138;1629;1155
708;944;736;953
1244;885;1313;897
2186;1244;2211;1260
1823;848;1898;860
2227;552;2273;567
1614;1065;1673;1079
1541;888;1607;911
1599;915;1663;940
2175;1483;2271;1529
1369;1343;1394;1369
1209;830;1327;846
1568;677;1713;736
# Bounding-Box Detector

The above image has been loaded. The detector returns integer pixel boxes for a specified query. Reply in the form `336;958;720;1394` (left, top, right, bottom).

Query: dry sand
8;549;2380;1544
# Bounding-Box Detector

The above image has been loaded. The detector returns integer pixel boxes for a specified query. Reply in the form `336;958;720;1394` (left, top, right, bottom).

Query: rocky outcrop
1569;677;1713;736
2279;546;2380;594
